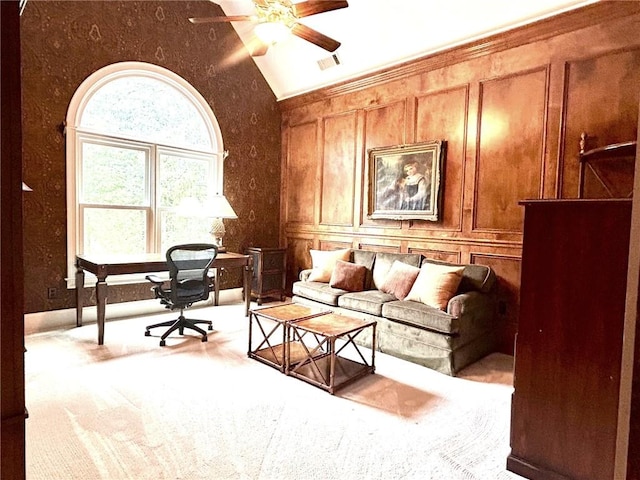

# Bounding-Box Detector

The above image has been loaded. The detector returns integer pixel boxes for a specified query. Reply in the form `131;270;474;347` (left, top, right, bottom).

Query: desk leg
244;263;252;317
96;279;107;345
214;268;221;306
75;266;85;327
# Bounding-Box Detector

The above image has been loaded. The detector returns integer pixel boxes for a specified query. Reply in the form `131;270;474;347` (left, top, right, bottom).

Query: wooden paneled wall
279;3;640;353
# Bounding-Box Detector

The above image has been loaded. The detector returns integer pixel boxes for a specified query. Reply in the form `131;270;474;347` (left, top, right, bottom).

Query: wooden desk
75;252;253;345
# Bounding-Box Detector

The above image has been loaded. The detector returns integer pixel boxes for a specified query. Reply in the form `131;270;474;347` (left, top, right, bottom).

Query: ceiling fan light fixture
188;0;348;56
254;21;291;45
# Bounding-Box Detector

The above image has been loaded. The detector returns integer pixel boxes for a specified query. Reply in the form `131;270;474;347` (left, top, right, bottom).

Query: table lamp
208;194;237;252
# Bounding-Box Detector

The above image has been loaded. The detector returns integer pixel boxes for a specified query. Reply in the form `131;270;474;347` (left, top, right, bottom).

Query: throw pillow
329;260;367;292
379;260;421;300
307;248;351;282
405;263;465;310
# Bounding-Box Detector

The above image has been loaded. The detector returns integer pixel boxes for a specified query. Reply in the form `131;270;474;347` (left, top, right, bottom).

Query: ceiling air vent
317;53;341;71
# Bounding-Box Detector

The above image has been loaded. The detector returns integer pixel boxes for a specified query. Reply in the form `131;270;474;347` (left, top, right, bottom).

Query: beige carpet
25;293;523;480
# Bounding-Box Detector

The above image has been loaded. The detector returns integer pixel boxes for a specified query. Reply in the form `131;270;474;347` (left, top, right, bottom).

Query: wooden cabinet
244;247;286;305
507;200;632;480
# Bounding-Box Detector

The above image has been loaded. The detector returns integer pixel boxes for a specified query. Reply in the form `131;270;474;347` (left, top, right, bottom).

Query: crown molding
279;2;640;112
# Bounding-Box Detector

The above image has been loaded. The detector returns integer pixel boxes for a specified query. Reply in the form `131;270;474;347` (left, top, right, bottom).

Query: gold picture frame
367;140;445;221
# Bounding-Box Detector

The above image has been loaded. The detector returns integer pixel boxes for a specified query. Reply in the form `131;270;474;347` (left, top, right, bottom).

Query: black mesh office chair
145;243;218;346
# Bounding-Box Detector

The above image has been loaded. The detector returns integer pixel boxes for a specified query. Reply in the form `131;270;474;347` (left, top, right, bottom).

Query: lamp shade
208;195;238;219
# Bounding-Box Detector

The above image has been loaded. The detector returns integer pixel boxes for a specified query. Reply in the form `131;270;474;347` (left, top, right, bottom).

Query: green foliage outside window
78;74;217;257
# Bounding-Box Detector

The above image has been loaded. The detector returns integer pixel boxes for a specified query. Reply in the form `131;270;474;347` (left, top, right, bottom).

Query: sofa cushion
352;250;376;290
422;258;495;294
291;281;346;307
329;260;367;292
405;262;464;310
307;248;351;282
338;290;396;316
372;252;422;290
382;300;459;335
379;260;420;300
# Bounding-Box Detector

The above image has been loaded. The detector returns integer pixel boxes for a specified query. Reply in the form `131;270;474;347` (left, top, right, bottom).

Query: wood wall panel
409;246;461;264
319;240;353;251
475;68;548;233
414;86;468;232
363;100;407;149
280;6;640;356
285;235;313;289
321;112;357;226
362;101;408;228
357;242;401;253
561;48;640;198
286;122;317;224
471;253;522;353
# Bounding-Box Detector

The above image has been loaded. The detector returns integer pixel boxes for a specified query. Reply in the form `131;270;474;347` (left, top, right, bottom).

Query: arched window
66;62;225;286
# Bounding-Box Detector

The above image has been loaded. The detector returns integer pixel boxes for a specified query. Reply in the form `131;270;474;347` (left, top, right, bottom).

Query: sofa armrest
299;269;313;281
447;291;496;320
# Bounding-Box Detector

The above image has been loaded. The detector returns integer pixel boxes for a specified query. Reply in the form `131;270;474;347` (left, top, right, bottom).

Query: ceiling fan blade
188;15;256;24
253;0;269;7
291;23;341;52
292;1;348;18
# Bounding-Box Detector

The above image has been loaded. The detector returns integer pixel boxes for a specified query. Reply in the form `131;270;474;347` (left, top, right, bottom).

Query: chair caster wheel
207;324;213;331
145;331;151;336
160;340;166;346
202;335;208;343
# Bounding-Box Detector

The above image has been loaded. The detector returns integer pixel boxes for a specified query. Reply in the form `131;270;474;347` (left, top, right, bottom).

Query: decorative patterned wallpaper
20;1;282;313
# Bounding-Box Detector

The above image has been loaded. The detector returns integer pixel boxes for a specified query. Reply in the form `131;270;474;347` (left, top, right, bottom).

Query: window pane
81;143;147;206
83;208;147;255
159;153;210;208
160;210;212;253
81;76;212;151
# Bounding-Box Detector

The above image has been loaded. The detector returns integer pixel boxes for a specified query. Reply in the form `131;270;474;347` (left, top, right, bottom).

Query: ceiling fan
189;0;349;57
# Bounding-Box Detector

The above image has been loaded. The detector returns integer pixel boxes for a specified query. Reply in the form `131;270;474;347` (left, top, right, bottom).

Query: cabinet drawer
261;272;284;291
261;252;285;271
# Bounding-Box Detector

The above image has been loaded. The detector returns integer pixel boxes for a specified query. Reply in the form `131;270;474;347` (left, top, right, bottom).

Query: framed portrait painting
368;140;446;221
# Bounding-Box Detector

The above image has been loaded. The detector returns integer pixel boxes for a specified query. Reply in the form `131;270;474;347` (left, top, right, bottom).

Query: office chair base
145;313;212;347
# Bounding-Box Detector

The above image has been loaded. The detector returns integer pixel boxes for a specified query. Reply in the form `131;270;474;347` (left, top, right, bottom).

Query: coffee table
287;313;377;394
248;303;330;372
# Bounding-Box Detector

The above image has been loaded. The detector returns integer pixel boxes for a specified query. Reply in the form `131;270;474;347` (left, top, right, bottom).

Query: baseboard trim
24;288;245;335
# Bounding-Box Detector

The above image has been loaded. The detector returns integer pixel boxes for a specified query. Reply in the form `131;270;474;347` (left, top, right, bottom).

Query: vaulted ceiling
212;0;598;100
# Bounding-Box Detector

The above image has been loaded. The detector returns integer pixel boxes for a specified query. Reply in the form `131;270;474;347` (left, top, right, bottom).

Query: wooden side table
287;313;377;394
244;247;287;304
248;303;330;372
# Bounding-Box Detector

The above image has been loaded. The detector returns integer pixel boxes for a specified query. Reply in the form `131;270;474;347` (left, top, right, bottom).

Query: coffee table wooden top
291;313;376;337
250;303;329;322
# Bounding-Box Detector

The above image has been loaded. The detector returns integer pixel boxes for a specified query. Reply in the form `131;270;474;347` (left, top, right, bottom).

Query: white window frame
66;62;225;288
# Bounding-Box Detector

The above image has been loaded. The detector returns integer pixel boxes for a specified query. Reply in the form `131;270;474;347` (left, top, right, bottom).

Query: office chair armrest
145;274;165;286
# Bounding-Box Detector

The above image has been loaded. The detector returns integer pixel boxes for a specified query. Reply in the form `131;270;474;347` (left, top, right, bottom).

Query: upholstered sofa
291;249;499;376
